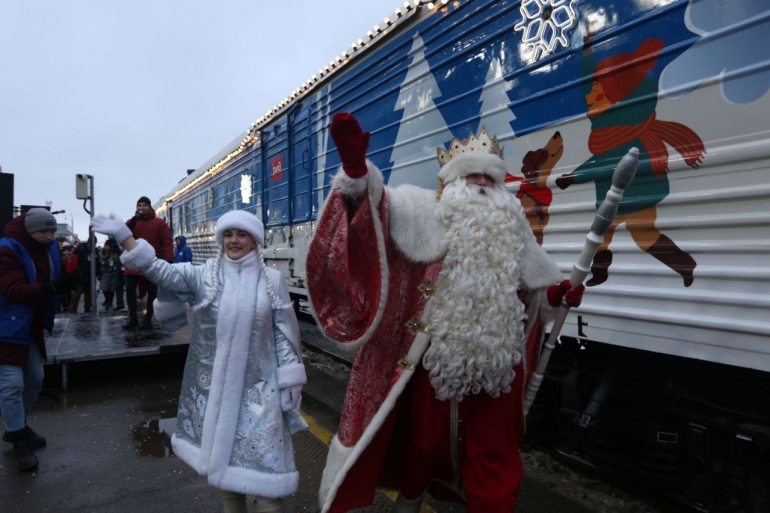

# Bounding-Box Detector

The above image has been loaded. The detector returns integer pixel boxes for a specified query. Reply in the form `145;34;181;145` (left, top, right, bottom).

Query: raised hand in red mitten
331;112;370;178
547;280;585;308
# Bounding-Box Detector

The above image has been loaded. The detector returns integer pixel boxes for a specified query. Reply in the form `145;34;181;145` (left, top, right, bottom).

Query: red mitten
565;284;585;308
547;280;585;308
547;280;571;307
331;112;370;178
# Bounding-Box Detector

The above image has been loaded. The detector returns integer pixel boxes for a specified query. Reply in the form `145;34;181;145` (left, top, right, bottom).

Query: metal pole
89;176;97;317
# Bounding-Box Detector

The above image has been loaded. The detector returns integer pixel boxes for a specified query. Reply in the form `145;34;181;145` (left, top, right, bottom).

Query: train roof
172;132;244;194
156;0;429;209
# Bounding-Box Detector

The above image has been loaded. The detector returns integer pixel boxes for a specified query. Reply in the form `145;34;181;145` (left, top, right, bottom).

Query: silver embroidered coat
127;243;308;498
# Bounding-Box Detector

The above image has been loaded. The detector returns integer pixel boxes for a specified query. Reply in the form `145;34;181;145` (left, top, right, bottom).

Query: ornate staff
524;147;639;416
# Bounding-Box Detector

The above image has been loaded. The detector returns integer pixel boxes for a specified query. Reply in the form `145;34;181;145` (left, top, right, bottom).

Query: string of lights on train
161;0;451;209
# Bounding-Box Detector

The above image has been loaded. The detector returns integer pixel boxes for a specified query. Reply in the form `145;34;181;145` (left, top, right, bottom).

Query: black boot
4;428;39;471
586;249;613;287
25;426;47;449
140;315;153;330
122;318;139;330
646;234;696;287
3;425;46;450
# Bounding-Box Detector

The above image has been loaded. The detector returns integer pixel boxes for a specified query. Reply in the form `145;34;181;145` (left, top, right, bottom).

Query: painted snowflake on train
514;0;580;63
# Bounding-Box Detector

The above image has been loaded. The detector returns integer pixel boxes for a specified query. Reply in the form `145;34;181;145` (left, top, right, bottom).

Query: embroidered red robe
307;163;562;512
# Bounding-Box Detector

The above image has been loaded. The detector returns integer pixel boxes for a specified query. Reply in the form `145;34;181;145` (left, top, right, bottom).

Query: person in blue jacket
173;235;193;264
0;209;65;471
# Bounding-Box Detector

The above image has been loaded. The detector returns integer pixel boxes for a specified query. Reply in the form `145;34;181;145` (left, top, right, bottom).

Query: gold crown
436;127;504;168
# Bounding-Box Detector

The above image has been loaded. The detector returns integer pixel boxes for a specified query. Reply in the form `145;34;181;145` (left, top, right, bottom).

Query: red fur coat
307;162;562;512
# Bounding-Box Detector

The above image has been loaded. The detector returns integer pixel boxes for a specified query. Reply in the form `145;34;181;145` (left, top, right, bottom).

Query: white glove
91;212;132;245
280;385;302;412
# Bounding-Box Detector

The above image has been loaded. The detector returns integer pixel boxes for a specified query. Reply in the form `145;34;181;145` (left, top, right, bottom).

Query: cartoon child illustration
505;131;564;245
556;35;705;287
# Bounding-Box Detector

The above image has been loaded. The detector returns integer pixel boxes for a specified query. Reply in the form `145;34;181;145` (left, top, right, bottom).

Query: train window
240;174;252;204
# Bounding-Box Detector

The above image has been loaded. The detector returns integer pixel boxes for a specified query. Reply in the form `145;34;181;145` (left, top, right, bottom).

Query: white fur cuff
276;363;307;388
120;238;156;272
332;168;367;199
331;160;384;209
153;298;190;321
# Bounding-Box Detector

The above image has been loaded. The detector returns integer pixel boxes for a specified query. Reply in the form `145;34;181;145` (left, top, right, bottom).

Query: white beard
422;181;529;402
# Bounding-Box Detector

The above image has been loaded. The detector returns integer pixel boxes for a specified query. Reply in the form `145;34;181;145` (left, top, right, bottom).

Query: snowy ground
520;448;669;513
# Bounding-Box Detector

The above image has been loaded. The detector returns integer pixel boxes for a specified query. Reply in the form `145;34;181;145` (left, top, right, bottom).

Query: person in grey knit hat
24;208;57;235
0;208;63;471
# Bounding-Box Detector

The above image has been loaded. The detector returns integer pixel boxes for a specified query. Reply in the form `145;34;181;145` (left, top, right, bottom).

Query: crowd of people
1;114;589;513
51;196;188;332
0;198;188;472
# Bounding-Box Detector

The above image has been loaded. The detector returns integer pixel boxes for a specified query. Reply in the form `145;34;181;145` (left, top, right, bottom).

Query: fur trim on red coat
327;160;384;209
319;325;433;512
438;153;508;185
387;183;562;289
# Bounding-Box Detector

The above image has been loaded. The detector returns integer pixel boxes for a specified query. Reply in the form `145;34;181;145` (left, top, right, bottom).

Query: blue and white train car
155;1;770;509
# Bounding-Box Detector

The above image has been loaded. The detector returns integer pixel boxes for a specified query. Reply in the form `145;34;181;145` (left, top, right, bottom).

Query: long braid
208;246;225;305
189;246;223;319
257;246;282;309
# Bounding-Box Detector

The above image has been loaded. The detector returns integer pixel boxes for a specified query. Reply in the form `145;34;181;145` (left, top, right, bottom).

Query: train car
154;1;770;510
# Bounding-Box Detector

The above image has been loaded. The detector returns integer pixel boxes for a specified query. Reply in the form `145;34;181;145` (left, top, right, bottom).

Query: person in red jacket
122;197;173;330
0;209;65;471
58;244;78;312
61;244;79;274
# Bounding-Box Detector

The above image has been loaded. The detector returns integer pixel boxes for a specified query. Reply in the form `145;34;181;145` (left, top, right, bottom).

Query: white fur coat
122;240;308;497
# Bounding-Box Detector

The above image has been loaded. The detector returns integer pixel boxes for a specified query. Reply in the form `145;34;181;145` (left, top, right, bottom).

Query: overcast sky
1;0;405;241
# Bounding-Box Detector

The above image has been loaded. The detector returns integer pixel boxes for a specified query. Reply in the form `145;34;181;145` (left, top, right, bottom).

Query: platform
0;352;600;513
1;314;658;512
46;312;191;389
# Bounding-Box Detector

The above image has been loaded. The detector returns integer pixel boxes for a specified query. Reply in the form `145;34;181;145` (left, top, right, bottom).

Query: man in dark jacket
123;197;173;329
173;235;193;263
0;209;64;471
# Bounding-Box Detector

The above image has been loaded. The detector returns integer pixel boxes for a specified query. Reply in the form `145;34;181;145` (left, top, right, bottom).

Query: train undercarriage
527;336;770;512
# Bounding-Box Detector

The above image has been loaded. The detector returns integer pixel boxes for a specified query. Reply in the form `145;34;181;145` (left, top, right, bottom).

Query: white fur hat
437;153;507;186
215;210;264;247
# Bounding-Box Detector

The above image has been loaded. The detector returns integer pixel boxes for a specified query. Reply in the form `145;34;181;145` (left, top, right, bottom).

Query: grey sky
1;0;405;241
